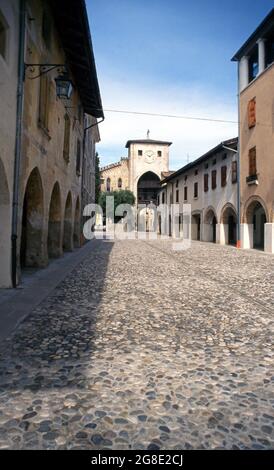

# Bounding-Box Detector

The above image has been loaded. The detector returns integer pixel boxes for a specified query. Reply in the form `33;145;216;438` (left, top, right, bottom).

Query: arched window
106;177;111;192
118;178;122;189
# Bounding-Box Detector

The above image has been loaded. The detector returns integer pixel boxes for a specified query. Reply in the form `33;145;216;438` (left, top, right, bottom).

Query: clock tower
125;136;172;205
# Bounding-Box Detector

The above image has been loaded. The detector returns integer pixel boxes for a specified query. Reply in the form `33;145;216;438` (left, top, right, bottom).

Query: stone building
100;136;172;205
0;0;20;287
100;157;129;192
0;0;103;287
232;8;274;253
159;138;238;245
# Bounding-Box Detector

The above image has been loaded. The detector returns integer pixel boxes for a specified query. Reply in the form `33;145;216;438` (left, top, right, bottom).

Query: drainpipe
11;0;26;288
236;61;241;249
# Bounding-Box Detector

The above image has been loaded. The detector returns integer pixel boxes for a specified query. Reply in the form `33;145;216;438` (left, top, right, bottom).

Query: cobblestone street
0;238;273;450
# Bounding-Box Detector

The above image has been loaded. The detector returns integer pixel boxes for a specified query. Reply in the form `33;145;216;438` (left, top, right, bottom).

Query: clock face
144;150;155;164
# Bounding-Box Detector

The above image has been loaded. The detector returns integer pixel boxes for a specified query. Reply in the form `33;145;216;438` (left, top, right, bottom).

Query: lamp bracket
24;64;67;80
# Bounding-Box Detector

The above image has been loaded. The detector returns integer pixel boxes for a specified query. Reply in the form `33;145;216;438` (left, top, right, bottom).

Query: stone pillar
241;223;253;249
257;38;266;75
264;223;274;253
219;223;227;245
216;224;221;244
239;56;249;92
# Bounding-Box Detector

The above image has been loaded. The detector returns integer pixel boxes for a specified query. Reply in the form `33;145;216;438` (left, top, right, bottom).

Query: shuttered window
232;161;237;184
248;98;256;128
221;166;227;187
63;114;71;162
249;147;257;176
194;182;198;198
39;74;51;132
204;174;209;192
212;170;217;190
184;186;188;201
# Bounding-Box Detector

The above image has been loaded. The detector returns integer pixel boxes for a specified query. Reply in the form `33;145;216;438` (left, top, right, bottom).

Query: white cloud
97;78;238;171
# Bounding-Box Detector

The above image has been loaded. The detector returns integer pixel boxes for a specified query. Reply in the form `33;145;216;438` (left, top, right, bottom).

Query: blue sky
87;0;273;169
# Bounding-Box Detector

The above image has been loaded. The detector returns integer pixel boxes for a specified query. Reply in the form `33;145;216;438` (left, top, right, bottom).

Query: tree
99;190;136;222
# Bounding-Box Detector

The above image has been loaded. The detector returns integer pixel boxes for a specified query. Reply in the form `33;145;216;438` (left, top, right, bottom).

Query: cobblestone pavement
0;238;273;450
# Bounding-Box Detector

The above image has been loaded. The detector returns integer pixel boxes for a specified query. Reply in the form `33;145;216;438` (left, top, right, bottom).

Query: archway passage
222;206;237;246
246;200;267;250
63;192;73;251
137;172;161;206
204;209;217;243
0;159;11;286
20;168;44;268
73;197;81;248
192;214;201;241
48;183;62;258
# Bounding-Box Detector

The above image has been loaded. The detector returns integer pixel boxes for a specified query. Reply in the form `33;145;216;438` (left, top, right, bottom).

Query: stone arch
47;182;62;258
137;171;161;206
191;210;202;241
244;196;268;250
243;195;269;224
63;191;73;251
203;206;218;243
0;158;11;286
73;196;81;248
20;167;45;267
220;203;237;246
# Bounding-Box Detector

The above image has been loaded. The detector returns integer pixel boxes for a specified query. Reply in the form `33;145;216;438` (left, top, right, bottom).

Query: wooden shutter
232;161;237;183
249;147;257;176
248;98;256;128
212;170;217;190
221;166;227;187
204;174;209;192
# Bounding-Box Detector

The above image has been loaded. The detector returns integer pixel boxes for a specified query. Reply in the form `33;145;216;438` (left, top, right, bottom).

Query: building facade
159;139;238;245
0;0;20;287
100;137;172;206
232;8;274;253
0;0;103;287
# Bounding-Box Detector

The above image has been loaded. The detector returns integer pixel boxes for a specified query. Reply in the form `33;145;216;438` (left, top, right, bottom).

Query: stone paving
0;238;273;450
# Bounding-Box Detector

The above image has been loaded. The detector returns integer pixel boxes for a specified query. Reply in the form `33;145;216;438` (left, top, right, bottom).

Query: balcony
246;174;259;185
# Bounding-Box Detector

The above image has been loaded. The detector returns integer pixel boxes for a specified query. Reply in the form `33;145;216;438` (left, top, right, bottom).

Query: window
204;163;209;169
176;190;179;203
76;139;81;176
194;182;198;198
184;186;188;201
162;192;165;204
42;9;52;50
232;160;237;184
157;195;160;205
63;114;71;162
266;37;274;67
212;170;217;190
170;193;173;204
184;175;188;182
106;178;111;192
0;11;8;60
204;173;209;192
212;159;216;166
249;49;258;82
176;180;179;188
138;150;143;156
39;74;51;132
248;98;256;128
249;147;257;176
221;166;227;187
158;151;162;157
222;153;227;160
118;178;122;189
195;169;198;176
